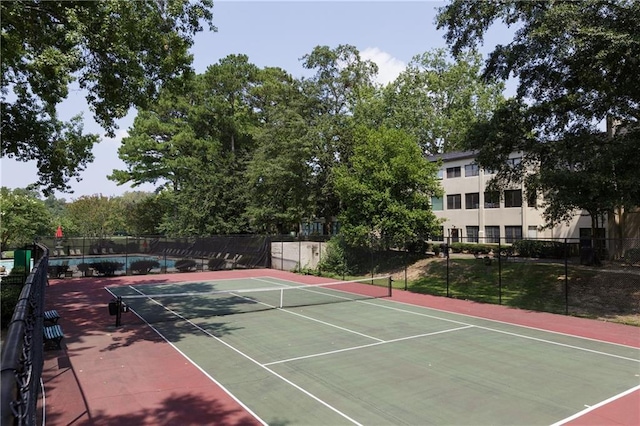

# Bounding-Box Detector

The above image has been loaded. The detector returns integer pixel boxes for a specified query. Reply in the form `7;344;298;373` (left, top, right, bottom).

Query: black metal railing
1;244;48;426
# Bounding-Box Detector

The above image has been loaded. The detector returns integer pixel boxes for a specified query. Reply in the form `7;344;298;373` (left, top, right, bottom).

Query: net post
388;276;393;297
279;288;284;309
115;296;122;327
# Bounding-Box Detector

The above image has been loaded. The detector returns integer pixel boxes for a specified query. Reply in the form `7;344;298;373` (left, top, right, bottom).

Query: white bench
44;309;60;324
43;324;64;349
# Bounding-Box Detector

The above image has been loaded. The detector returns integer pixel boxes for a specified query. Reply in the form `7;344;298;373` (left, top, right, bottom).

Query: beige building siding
430;151;599;242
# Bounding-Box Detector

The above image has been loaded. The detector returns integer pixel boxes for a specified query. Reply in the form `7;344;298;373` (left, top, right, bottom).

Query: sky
1;1;513;200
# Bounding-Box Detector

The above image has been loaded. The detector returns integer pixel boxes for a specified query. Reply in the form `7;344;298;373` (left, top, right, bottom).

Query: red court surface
41;269;639;425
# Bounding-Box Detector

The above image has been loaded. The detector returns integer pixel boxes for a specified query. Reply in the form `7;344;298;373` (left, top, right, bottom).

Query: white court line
254;277;640;362
122;286;365;426
550;384;640;426
346;298;640;363
264;325;474;366
104;287;268;426
280;308;385;342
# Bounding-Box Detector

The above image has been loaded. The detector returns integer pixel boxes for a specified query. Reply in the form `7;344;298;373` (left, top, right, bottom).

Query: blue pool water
0;259;34;273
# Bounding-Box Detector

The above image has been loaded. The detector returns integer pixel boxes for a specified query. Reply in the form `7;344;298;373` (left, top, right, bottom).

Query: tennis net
112;276;392;323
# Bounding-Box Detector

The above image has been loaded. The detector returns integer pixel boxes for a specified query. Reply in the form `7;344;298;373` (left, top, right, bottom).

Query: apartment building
428;151;601;243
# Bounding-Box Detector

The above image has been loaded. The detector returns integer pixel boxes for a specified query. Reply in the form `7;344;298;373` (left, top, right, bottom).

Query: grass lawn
390;257;639;326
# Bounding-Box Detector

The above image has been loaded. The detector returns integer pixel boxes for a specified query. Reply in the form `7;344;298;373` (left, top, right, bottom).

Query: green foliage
448;242;499;254
0;187;53;249
623;248;640;266
129;259;160;274
1;284;22;328
66;195;124;238
378;49;504;154
89;261;124;276
2;0;214;195
1;266;28;285
409;258;567;312
207;257;227;271
511;240;566;259
317;238;351;276
333;126;443;248
437;1;640;227
244;67;314;233
175;259;196;272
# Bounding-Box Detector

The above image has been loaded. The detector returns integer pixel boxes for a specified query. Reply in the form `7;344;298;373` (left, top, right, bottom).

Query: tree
0;188;52;249
244;67;315;233
301;45;379;232
109;81;216;193
437;0;640;233
1;0;214;195
333;126;443;248
379;49;504;154
66;195;124;238
111;55;264;235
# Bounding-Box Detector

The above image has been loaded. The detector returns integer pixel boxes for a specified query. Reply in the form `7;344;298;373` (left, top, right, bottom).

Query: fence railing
1;244;48;426
273;236;640;323
35;235;271;277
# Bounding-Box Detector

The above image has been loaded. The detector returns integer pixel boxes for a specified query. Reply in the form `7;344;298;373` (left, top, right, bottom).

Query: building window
446;166;461;178
465;193;479;209
431;196;443;211
527;189;538;208
505;226;522;243
484;191;500;208
485;226;500;244
466;226;479;243
527;225;538;239
437;169;444;180
504;189;522;208
465;164;479;177
506;157;521;167
447;194;462;209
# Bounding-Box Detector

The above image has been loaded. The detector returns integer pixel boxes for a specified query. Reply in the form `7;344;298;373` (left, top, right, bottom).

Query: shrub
449;242;498;254
512;240;566;259
623;248;640;266
90;261;124;276
2;266;27;285
1;284;22;328
77;263;91;276
175;259;196;272
317;238;351;276
207;258;226;271
130;259;160;274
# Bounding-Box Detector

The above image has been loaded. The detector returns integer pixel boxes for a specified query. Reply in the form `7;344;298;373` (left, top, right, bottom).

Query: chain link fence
33;235;271;277
272;235;640;324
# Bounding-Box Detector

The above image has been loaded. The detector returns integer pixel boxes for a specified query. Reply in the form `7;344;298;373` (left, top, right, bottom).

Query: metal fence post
446;232;450;298
564;238;569;315
498;240;502;305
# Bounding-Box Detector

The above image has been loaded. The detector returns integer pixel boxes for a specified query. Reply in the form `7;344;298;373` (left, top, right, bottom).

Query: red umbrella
55;225;63;239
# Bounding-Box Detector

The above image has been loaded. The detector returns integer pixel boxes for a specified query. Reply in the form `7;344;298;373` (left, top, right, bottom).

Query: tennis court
105;275;640;425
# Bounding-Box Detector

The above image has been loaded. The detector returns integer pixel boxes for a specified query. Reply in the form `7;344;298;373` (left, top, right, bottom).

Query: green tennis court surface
106;276;640;425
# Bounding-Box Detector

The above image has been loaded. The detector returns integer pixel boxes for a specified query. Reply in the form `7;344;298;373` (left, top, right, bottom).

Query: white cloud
361;47;406;86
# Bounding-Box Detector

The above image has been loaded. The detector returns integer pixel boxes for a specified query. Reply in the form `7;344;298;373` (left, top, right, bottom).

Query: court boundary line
114;279;639;425
104;287;268;426
256;276;640;350
264;325;474;366
348;299;640;363
550;384;640;426
123;286;365;426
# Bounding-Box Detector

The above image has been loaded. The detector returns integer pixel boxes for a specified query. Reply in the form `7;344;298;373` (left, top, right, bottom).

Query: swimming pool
0;258;34;273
